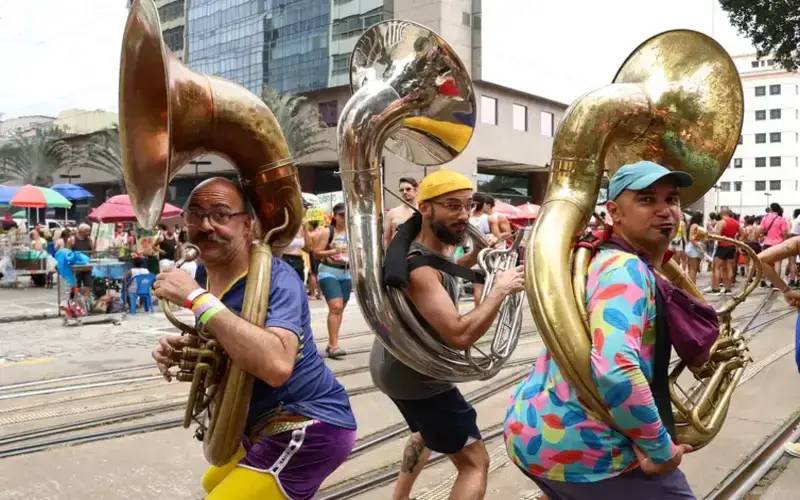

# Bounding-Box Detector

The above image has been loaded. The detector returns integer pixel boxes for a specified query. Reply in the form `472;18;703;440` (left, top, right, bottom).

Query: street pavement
1;277;800;499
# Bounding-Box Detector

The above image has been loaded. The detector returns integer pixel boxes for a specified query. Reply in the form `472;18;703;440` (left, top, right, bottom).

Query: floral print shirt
504;249;677;482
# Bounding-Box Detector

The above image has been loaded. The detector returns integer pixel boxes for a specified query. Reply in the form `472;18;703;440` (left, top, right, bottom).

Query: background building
177;0;566;207
707;54;800;217
127;0;186;60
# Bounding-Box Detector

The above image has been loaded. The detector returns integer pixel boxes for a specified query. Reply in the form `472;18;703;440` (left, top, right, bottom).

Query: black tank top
72;236;92;252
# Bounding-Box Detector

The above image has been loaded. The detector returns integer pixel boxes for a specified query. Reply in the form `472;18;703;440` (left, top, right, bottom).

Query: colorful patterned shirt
504;249;677;482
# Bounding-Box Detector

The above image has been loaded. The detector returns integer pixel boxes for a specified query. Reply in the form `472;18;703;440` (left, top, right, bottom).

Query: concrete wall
55;109;118;135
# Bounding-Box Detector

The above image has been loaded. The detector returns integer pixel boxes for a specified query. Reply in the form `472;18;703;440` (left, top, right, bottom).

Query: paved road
1;278;799;499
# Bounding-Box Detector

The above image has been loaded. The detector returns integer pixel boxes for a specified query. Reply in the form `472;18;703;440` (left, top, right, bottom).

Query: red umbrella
512;202;540;220
491;201;519;219
88;194;182;223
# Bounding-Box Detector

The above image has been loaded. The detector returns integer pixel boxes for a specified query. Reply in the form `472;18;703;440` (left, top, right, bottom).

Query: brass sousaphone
526;30;757;449
119;0;302;465
338;20;526;382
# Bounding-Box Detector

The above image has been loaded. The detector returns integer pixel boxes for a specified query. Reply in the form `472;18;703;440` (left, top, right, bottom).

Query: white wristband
187;288;207;303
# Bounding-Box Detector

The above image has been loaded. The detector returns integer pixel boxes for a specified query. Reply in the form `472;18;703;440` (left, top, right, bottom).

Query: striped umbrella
9;185;72;208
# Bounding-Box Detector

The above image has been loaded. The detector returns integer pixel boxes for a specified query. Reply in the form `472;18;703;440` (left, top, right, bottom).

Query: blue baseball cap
607;161;693;201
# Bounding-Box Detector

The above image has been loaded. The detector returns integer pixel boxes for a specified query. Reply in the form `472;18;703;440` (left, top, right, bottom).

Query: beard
431;219;466;246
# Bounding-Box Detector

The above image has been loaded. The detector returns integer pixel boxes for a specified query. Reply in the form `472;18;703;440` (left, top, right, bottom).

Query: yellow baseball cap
417;169;473;202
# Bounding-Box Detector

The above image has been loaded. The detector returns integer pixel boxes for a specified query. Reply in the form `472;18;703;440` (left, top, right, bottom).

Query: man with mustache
370;170;525;499
505;161;696;499
150;178;356;500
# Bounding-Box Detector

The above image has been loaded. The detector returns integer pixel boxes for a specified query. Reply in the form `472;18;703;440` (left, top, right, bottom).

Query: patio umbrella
491;201;519;219
88;194;182;223
10;185;72;208
0;185;20;205
12;209;25;218
512;202;540;220
51;183;93;201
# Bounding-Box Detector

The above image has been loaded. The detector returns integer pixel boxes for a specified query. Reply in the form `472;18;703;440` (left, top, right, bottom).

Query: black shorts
714;245;736;260
390;388;481;454
310;255;320;276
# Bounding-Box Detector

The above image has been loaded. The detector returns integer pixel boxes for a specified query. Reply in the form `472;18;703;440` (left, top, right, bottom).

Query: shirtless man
383;177;418;247
483;196;513;243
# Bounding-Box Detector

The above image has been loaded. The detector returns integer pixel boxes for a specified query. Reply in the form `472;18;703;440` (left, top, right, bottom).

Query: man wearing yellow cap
370;169;525;499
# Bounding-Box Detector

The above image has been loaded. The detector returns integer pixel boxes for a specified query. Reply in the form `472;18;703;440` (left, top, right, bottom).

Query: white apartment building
708;54;800;217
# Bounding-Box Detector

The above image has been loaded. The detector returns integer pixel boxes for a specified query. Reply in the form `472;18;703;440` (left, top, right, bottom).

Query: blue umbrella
50;183;93;201
0;185;20;206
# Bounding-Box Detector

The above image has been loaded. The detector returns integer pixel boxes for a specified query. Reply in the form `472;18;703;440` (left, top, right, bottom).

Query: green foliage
81;127;125;191
0;129;75;185
261;86;331;159
720;0;800;71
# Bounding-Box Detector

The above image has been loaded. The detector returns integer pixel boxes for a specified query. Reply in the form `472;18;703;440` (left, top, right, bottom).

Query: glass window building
186;0;387;95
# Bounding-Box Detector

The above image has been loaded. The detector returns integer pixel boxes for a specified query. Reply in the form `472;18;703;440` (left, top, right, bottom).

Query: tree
81;128;125;192
261;86;331;159
720;0;800;71
0;129;76;185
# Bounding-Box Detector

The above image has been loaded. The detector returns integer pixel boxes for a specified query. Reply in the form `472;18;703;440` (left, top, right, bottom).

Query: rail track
706;411;800;499
0;360;534;459
0;291;793;492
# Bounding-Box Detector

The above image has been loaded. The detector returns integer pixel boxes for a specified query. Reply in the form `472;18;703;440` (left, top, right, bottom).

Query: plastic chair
128;273;155;313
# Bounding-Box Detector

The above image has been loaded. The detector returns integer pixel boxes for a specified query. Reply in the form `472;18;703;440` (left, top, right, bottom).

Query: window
770;132;782;143
755;180;766;191
770;109;782;119
733;158;742;168
734;181;742;192
755;133;766;143
719;181;731;191
751;61;759;68
756;157;767;167
755;110;766;120
540;111;554;137
331;54;349;75
770;180;781;191
770;156;782;167
318;100;339;127
512;104;527;131
738;135;743;145
480;95;497;125
769;84;781;95
755;86;766;96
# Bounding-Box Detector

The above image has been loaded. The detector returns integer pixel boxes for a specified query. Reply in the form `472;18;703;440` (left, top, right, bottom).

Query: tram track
0;293;791;471
0;361;534;460
706;411;800;499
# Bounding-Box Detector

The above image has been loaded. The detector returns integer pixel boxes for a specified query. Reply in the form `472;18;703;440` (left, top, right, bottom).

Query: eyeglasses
334;212;345;217
185;208;248;226
400;187;415;193
430;200;472;213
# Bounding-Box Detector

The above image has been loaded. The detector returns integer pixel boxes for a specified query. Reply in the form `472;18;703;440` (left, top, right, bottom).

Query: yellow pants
203;447;287;500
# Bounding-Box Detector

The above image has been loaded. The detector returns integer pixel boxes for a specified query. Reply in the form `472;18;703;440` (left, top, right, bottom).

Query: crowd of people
647;202;800;296
282;175;535;360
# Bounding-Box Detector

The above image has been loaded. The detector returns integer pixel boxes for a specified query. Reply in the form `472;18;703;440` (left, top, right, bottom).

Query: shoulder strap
407;254;485;284
652;285;677;441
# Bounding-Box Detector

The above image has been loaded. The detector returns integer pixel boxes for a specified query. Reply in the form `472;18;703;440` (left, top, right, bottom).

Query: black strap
406;254;485;284
327;224;335;247
652;286;677;441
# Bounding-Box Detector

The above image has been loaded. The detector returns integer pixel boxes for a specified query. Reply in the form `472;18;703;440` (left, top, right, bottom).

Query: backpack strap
407;254;485;284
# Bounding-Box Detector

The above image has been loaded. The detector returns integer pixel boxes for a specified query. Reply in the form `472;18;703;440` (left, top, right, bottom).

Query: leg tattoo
400;435;426;473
